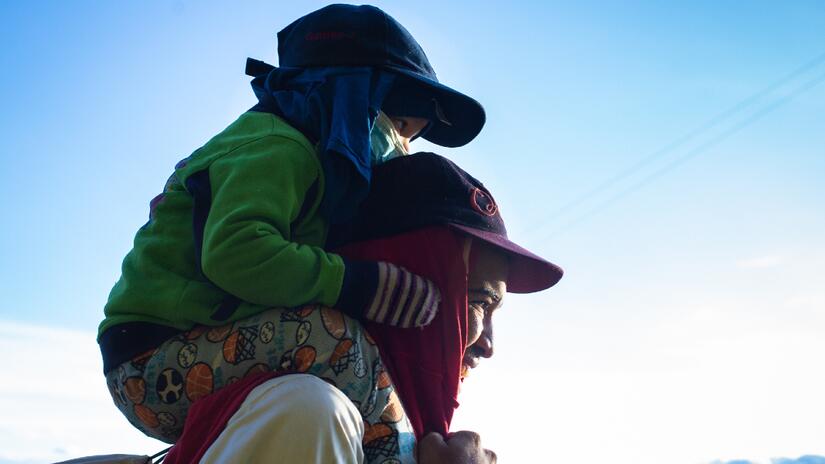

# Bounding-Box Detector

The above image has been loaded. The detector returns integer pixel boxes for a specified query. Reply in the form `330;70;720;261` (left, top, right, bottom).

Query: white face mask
370;111;409;165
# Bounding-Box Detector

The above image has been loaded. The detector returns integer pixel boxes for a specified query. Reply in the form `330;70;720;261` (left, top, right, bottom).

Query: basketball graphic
363;422;393;444
296;305;315;318
124;377;146;404
109;382;127;407
278;351;293;371
354;357;367;378
223;331;241;362
133;404;159;429
223;326;258;364
156;368;184;404
130;349;154;370
259;321;275;343
184;326;208;340
280;310;301;322
363;423;399;460
185;362;214;402
157;411;177;428
280;305;315;322
329;339;356;375
177;343;198;368
321;307;346;339
296;320;311;345
206;324;233;342
380;390;403;423
376;368;391;389
245;363;269;377
293;346;316;372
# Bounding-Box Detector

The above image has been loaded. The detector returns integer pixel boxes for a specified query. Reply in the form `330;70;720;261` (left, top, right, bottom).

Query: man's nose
476;324;494;358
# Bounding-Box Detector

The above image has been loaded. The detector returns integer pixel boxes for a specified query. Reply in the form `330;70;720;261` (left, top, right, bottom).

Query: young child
99;4;485;444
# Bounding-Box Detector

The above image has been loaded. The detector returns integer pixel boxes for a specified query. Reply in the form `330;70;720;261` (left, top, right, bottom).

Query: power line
541;67;825;239
525;50;825;238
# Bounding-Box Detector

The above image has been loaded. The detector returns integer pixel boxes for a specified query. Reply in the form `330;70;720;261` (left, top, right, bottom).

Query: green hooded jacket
99;112;345;338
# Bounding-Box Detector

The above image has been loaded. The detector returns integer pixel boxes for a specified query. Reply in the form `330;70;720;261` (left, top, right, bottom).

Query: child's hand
336;260;441;328
366;261;440;327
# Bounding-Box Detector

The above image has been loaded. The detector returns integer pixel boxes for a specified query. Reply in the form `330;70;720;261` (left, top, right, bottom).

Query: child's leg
105;306;416;462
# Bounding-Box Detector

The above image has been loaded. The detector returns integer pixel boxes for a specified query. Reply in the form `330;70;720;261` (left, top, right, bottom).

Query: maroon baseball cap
327;153;563;293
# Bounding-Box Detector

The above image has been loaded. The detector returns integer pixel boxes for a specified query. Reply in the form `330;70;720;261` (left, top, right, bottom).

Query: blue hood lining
246;58;396;224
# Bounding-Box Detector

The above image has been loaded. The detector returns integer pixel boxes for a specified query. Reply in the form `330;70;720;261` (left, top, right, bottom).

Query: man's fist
418;431;497;463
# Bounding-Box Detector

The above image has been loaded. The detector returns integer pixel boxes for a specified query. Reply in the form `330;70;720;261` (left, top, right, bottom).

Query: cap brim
450;224;563;293
384;65;486;148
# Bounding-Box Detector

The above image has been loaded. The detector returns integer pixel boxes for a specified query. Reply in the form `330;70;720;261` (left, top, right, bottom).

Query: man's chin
460;363;471;380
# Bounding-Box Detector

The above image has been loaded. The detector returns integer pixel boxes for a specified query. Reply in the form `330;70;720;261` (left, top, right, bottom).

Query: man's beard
460;362;471;380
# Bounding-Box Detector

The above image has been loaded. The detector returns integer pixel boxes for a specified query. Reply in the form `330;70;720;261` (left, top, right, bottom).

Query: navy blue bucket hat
276;4;486;147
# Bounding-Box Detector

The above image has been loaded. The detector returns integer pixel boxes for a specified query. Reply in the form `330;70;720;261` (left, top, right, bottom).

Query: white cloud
452;289;825;464
0;321;165;464
736;254;786;269
3;312;824;464
709;457;825;464
772;457;825;464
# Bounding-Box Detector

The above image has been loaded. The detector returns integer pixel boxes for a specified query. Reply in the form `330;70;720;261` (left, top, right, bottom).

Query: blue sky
1;1;824;463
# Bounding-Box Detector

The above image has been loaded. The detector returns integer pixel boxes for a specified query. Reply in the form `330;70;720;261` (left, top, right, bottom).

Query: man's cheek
466;312;483;348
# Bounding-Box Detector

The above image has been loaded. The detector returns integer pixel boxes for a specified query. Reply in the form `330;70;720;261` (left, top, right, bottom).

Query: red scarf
165;226;468;463
335;226;468;438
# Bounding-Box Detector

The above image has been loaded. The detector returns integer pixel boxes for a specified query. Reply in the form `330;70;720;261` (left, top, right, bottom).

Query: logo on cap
471;188;498;217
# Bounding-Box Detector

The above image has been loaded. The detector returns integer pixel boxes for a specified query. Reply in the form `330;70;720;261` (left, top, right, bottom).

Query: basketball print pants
105;305;417;464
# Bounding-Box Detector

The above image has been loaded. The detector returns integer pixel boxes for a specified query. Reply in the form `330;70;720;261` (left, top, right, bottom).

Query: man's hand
418;431;497;463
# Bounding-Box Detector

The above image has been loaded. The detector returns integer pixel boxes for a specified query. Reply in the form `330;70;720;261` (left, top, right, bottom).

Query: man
100;3;486;450
164;153;563;463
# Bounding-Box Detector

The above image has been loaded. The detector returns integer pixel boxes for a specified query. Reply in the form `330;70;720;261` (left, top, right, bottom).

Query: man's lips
460;357;479;380
463;356;480;370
